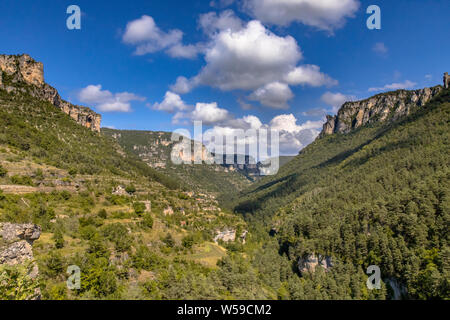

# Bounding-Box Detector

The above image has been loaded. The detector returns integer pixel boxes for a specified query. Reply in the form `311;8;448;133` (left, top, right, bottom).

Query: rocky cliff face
0;54;101;132
319;86;443;137
0;223;42;300
0;223;41;266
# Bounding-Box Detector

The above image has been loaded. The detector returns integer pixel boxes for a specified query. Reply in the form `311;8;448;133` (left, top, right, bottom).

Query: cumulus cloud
122;15;200;59
199;10;244;36
321;91;356;112
171;20;336;106
78;85;145;112
191;102;231;125
284;65;338;87
152;91;190;113
243;0;360;31
196;20;302;91
170;76;199;94
199;113;322;156
249;82;293;109
368;80;417;92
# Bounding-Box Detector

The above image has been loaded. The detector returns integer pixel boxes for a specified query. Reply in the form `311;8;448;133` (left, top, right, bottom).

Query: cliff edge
0;54;101;132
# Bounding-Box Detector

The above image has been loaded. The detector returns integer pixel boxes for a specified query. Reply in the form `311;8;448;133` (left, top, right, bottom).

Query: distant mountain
102;128;252;195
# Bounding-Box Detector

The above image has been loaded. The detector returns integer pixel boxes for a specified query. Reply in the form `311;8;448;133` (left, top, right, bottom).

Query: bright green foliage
133;201;146;216
0;263;40;300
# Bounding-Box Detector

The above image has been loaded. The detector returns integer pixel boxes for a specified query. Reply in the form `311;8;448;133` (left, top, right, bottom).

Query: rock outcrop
0;54;101;132
319;86;443;138
214;229;236;243
298;254;333;275
0;223;42;300
0;223;41;266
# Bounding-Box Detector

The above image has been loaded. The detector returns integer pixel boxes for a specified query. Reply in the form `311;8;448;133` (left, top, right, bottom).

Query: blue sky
0;0;449;154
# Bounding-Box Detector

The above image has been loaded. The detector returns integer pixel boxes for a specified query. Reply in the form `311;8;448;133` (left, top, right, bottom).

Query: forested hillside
102;128;252;195
232;88;450;299
0;78;266;300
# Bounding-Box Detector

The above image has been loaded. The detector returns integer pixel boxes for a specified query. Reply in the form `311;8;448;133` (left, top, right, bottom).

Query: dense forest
231;88;450;299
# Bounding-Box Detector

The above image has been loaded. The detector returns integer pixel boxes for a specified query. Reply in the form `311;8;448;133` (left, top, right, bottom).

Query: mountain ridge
319;85;443;138
0;54;101;132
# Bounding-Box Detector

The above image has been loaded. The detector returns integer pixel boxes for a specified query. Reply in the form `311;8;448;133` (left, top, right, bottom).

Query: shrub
162;234;175;248
142;214;154;229
133;202;146;216
0;263;40;300
182;235;194;249
10;175;34;186
125;185;136;195
0;165;7;177
53;229;64;249
98;209;107;219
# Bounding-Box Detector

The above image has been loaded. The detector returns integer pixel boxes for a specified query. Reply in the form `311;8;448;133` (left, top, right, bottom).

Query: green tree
53;229;64;249
0;165;7;177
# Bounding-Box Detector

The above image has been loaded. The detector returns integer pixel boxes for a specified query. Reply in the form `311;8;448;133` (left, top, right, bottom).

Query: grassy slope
0;86;261;300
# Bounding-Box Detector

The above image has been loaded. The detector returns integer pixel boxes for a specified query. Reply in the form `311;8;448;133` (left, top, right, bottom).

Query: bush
10;175;34;186
53;229;64;249
142;214;154;229
125;185;136;195
182;235;194;249
98;209;107;219
0;263;40;300
133;202;146;216
101;223;132;252
162;234;175;248
0;165;7;177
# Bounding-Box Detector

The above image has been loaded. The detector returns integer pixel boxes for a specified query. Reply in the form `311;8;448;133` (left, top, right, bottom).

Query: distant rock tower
444;72;449;89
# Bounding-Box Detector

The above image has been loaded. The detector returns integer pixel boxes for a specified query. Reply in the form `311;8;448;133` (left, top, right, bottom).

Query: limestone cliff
319;86;443;138
0;54;101;132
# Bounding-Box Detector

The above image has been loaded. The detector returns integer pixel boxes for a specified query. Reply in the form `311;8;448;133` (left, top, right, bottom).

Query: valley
0;54;448;300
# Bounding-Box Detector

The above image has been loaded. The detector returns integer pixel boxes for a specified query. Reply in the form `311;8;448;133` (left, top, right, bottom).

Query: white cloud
172;20;336;97
152;91;190;113
78;85;145;112
191;102;231;125
249;82;293;109
196;20;302;91
321;91;356;112
368;80;417;92
284;65;338;87
373;42;388;55
199;10;244;36
243;0;360;31
170;76;199;94
122;15;200;59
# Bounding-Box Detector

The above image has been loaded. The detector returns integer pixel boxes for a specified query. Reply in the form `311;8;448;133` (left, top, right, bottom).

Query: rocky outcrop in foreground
0;223;41;267
0;223;42;300
0;54;101;132
319;86;443;137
